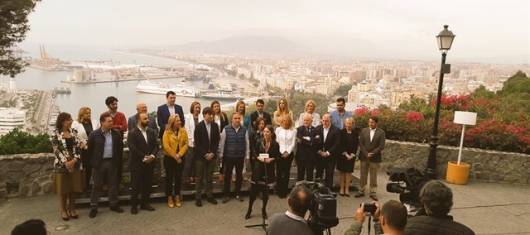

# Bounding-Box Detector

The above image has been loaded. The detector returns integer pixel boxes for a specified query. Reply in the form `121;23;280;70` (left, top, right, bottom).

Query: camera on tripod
295;181;338;235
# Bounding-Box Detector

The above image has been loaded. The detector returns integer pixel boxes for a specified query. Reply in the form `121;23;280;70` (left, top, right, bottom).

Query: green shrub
0;129;53;155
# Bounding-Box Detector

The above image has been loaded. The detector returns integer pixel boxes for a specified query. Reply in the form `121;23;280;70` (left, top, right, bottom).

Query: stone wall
0;153;55;200
0;150;163;201
381;140;530;185
1;141;529;201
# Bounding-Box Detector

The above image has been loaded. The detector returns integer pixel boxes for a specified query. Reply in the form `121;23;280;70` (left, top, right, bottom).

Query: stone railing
1;141;529;201
381;140;530;185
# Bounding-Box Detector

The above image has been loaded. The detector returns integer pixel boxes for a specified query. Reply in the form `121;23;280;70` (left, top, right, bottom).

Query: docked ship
197;90;243;100
136;80;197;97
0;108;26;136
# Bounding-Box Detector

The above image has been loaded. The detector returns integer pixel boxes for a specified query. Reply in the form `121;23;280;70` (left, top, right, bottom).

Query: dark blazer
128;114;158;133
252;139;280;184
358;127;386;162
250;111;272;128
295;125;319;158
87;128;124;168
314;124;341;157
127;126;159;171
194;120;220;161
157;104;185;137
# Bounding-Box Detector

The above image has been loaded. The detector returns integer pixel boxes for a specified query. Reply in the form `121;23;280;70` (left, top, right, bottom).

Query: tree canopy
0;0;37;77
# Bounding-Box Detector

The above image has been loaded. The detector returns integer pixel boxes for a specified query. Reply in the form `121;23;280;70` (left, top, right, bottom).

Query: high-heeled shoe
245;209;252;220
167;196;175;208
68;210;79;219
61;210;69;221
175;195;182;208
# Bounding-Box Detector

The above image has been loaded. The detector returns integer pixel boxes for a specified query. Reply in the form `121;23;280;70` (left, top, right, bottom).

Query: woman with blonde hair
72;107;99;191
162;114;189;208
273;98;293;127
338;118;359;196
296;99;321;127
236;100;251;129
274;114;296;198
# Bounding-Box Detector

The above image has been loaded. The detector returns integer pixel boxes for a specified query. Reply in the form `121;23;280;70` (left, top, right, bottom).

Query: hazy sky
22;0;530;63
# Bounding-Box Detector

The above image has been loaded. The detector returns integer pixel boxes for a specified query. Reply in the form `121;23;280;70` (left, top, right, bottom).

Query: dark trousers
296;154;316;182
316;156;336;188
195;159;216;199
164;156;184;196
276;153;293;197
90;159;119;209
183;147;195;179
130;164;154;206
81;149;92;191
223;157;244;196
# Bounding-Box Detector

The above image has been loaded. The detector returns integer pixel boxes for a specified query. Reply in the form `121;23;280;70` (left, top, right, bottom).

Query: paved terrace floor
1;171;529;235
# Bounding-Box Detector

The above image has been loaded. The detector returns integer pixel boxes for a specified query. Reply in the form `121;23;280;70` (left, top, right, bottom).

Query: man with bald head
314;113;341;188
295;113;319;181
128;102;158;133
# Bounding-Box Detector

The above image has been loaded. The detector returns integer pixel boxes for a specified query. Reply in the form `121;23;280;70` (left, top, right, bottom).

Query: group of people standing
50;92;386;221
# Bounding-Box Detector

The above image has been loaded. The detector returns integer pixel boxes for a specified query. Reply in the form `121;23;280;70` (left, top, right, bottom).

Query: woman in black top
249;117;266;173
338;118;360;196
72;107;97;191
245;125;279;220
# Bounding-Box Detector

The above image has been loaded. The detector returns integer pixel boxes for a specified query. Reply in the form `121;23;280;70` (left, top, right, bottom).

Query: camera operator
404;180;475;235
345;200;407;235
267;185;314;235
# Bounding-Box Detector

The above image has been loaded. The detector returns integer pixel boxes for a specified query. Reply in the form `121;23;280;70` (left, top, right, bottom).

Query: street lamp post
425;25;455;179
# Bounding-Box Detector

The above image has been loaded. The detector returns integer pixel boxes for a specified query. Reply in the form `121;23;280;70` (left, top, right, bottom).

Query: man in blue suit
157;91;185;138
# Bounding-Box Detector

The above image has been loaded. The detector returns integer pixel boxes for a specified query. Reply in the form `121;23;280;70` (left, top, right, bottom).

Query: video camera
386;167;428;211
295;181;338;235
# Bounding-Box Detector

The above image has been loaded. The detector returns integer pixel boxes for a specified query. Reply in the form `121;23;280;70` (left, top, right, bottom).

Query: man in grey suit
355;116;385;201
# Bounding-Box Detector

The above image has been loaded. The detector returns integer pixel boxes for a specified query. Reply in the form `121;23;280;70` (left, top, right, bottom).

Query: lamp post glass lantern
437;25;456;51
425;25;455;179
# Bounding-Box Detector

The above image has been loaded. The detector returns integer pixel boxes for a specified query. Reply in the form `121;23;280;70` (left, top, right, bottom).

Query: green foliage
334;84;352;98
0;129;52;155
0;0;38;77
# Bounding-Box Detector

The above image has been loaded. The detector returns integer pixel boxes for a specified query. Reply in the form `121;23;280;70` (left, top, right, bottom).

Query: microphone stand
245;156;270;232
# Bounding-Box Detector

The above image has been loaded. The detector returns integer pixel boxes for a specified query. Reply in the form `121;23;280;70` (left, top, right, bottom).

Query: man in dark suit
295;113;319;181
87;112;125;218
250;99;272;129
157;91;185;138
194;107;220;207
127;112;159;214
356;116;385;201
314;113;341;188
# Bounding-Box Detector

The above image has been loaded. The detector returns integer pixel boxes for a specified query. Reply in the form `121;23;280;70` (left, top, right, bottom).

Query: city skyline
20;0;530;64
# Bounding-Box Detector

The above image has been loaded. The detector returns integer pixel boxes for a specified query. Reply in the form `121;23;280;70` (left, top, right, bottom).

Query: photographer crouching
267;184;314;235
345;200;407;235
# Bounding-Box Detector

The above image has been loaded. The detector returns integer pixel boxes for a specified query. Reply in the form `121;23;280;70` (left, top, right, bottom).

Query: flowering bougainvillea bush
353;71;529;154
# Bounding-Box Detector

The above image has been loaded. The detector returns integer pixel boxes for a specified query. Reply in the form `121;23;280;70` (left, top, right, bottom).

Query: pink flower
406;111;425;122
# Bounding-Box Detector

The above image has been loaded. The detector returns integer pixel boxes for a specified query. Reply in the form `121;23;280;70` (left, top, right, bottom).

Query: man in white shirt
315;113;341;188
356;117;386;201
